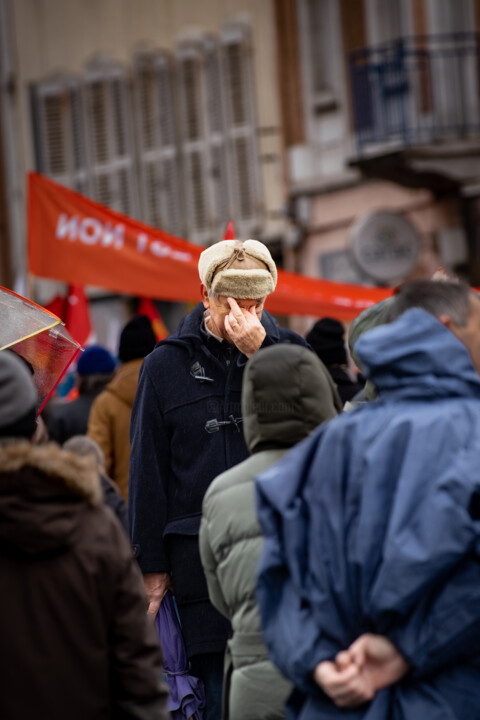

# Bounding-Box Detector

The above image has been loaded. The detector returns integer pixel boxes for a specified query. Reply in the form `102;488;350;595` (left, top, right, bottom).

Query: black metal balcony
350;33;480;156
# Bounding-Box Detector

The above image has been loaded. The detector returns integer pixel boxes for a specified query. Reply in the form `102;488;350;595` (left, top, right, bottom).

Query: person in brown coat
0;350;169;720
88;315;157;502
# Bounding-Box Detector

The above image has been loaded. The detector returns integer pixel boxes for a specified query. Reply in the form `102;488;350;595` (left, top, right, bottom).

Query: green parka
199;344;341;720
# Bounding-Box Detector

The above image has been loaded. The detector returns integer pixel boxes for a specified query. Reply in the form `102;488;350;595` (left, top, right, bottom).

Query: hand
143;572;172;619
313;634;409;708
224;297;266;357
347;633;409;693
314;658;375;708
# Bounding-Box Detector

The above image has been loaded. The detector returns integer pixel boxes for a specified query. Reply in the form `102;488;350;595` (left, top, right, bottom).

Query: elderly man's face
202;289;265;341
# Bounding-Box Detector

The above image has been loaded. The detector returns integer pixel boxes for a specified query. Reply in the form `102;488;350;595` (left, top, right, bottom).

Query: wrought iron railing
350;33;480;154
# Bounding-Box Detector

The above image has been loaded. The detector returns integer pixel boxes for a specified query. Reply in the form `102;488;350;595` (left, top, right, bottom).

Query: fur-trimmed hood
0;440;102;555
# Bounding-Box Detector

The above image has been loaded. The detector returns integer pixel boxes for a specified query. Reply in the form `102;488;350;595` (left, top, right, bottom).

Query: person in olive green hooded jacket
199;344;342;720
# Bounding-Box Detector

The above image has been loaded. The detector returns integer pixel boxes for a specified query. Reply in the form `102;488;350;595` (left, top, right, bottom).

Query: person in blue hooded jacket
129;238;308;720
256;280;480;720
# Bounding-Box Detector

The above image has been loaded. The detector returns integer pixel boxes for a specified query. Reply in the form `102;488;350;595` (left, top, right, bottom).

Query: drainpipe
0;0;27;292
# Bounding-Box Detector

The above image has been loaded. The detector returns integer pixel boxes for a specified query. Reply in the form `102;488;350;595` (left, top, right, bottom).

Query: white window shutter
32;75;89;194
176;41;211;244
203;36;231;235
221;24;261;236
84;57;138;217
133;50;183;235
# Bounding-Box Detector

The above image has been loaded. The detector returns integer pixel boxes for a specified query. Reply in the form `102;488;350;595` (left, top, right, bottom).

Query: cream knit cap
198;240;277;299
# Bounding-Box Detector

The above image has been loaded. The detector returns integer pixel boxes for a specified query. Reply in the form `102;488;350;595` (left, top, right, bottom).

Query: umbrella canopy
0;286;82;413
155;592;205;720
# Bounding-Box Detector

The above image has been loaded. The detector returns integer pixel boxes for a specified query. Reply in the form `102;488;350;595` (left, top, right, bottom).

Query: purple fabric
155;592;205;719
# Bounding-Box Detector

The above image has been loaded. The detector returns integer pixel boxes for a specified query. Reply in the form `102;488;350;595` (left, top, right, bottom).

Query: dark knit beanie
118;315;156;363
306;317;347;366
0;351;38;437
77;345;116;376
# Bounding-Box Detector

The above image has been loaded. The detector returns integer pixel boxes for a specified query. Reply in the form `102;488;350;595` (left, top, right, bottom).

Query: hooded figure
0;351;168;720
256;286;480;720
199;345;341;720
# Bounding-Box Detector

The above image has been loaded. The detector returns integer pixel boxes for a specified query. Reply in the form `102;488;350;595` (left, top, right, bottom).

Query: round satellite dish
350;211;420;283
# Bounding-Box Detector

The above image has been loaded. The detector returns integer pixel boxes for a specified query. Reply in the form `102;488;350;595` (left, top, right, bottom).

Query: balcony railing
350;33;480;155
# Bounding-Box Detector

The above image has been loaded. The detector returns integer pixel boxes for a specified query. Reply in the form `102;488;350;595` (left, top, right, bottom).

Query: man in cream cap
129;238;308;720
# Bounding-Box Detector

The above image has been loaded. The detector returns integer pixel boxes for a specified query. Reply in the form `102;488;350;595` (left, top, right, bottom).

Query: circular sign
349;211;420;283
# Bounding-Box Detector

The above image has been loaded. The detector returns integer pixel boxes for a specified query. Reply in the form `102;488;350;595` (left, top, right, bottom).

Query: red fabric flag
137;297;169;341
65;285;92;346
28;172;394;320
45;294;66;319
44;285;92;346
223;220;236;240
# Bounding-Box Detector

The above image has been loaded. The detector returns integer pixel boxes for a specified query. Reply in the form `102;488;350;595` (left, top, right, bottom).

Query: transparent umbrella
0;286;82;413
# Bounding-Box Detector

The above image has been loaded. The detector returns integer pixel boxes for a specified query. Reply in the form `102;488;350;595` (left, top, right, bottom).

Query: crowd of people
1;237;479;720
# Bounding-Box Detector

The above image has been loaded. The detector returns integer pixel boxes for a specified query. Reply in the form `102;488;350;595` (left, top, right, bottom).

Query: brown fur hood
0;440;102;555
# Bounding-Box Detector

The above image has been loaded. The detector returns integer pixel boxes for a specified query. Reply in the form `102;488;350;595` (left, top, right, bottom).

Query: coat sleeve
255;434;335;696
199;493;230;619
365;436;480;678
88;393;114;477
128;358;170;573
387;556;480;678
108;519;170;720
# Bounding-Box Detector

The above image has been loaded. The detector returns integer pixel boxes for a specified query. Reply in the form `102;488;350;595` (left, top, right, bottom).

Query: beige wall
301;179;461;278
12;0;285;236
288;179;461;335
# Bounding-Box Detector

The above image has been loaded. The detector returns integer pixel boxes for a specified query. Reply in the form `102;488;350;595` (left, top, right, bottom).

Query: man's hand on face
224;297;266;357
143;572;172;620
313;633;409;708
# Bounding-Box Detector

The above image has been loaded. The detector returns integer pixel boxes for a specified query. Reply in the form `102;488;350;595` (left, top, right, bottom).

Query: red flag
45;294;66;319
28;173;396;320
137;297;169;341
44;286;92;346
223;220;236;240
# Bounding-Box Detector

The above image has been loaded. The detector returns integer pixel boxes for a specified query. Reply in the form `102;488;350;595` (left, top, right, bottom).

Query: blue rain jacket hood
256;308;480;720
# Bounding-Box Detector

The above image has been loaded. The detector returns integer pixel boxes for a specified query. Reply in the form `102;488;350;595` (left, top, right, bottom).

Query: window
298;0;340;113
84;57;138;217
32;27;262;245
203;36;231;235
133;50;183;236
31;75;89;195
176;39;211;243
221;24;261;237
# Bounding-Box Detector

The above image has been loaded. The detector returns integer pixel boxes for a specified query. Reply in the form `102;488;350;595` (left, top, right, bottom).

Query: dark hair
387;280;472;327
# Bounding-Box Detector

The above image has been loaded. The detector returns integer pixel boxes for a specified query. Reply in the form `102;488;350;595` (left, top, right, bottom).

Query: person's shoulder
261;310;308;346
204;457;255;506
276;325;309;347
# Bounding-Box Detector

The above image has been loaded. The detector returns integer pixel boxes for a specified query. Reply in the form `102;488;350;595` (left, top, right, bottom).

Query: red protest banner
27;172;391;319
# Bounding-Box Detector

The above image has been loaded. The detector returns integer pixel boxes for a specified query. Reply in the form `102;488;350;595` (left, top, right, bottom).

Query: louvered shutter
84;58;138;217
221;25;261;236
203;36;231;236
32;75;89;194
133;51;183;235
176;41;211;244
